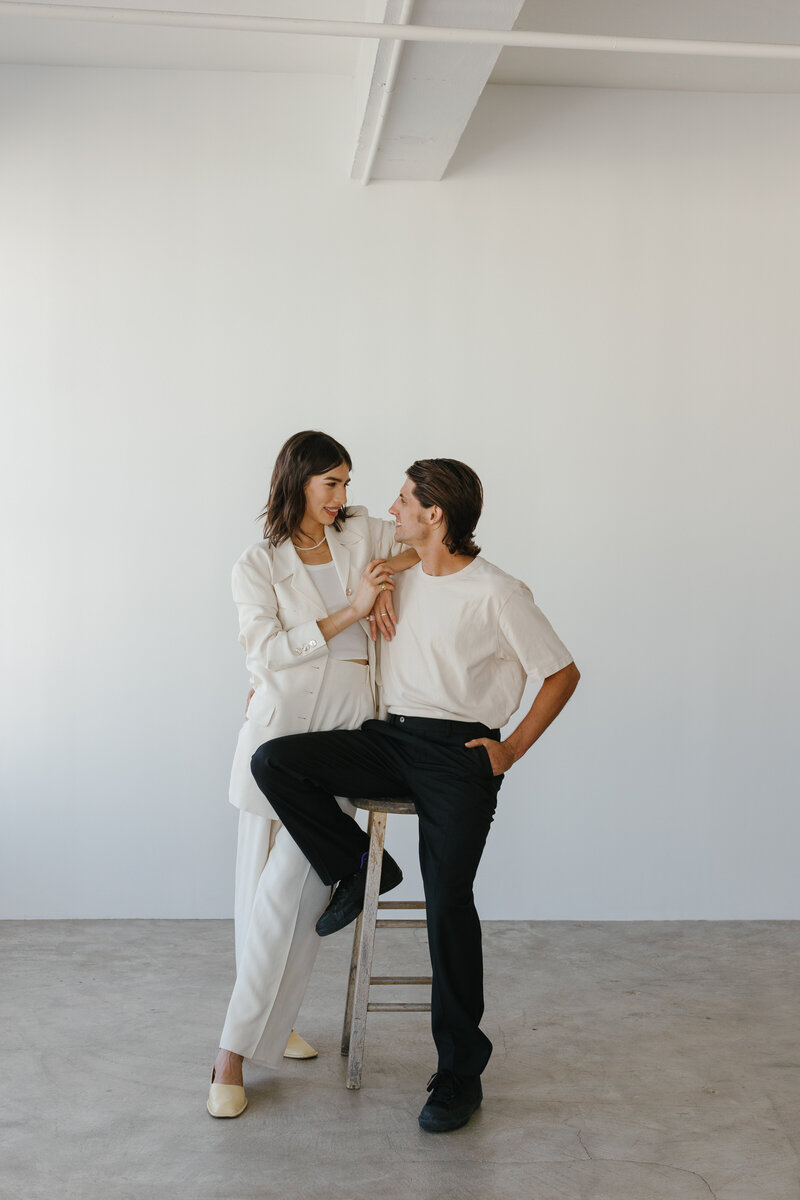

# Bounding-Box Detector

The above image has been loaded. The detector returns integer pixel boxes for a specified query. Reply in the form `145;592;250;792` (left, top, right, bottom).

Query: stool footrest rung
370;975;432;985
377;901;426;910
367;1002;432;1013
375;919;428;929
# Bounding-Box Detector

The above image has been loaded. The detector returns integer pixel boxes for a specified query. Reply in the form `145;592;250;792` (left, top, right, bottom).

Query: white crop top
306;562;369;661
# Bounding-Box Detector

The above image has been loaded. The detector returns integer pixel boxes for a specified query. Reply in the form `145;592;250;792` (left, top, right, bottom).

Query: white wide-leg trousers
219;658;374;1068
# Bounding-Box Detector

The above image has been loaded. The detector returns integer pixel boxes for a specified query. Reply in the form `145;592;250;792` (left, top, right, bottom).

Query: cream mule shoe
283;1030;318;1060
207;1067;247;1118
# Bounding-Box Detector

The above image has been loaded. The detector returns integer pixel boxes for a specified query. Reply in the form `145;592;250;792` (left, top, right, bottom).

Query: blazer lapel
272;539;327;621
326;522;362;601
327;522;376;643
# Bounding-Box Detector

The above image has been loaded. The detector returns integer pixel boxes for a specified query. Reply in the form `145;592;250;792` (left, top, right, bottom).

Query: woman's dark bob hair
260;430;352;545
405;458;483;558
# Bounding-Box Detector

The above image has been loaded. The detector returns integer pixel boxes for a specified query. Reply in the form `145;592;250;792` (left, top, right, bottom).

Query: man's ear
428;505;444;530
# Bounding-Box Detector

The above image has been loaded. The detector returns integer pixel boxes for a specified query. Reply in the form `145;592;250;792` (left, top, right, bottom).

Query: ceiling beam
352;0;526;183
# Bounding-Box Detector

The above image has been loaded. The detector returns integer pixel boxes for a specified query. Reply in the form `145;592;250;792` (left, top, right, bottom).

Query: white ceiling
492;0;800;92
0;1;364;73
4;1;800;182
3;0;800;92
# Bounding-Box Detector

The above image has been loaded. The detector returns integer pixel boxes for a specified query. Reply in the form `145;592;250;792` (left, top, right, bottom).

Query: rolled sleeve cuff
287;619;329;662
527;651;575;683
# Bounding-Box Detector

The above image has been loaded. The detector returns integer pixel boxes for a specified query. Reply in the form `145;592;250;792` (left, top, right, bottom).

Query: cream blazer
229;506;396;817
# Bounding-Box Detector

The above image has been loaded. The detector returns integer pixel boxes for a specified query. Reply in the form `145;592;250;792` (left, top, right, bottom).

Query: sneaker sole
418;1098;482;1133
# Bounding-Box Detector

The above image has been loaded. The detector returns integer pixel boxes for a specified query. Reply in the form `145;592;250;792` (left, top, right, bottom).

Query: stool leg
341;907;364;1057
346;810;386;1090
341;810;374;1056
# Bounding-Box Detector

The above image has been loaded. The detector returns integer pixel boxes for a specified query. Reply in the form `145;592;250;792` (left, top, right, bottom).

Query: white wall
1;67;798;918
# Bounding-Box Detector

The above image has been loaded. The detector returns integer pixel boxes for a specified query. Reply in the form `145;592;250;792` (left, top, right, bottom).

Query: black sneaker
417;1070;483;1133
315;851;403;937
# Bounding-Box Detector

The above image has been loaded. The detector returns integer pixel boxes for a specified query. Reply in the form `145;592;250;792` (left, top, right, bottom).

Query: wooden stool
340;798;430;1090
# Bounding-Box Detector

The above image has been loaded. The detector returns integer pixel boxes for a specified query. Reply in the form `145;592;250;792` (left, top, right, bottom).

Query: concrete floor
2;921;799;1200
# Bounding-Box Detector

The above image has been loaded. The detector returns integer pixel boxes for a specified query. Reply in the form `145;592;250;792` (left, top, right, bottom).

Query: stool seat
341;796;429;1089
350;797;417;815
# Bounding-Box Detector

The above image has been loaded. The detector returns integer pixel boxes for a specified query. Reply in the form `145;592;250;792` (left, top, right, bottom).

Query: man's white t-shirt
380;556;573;730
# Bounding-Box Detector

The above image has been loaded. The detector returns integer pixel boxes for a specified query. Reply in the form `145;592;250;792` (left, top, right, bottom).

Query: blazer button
346;587;353;596
309;639;317;648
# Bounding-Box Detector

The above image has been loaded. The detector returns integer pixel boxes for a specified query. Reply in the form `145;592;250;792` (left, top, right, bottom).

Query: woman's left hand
369;588;398;642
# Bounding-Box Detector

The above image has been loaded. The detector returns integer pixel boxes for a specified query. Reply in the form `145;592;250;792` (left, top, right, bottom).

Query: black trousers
251;715;504;1077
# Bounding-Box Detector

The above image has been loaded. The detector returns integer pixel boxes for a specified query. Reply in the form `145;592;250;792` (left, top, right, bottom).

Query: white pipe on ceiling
2;3;800;62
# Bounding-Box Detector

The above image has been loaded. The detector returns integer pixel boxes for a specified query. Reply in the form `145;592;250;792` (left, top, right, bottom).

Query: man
252;459;579;1133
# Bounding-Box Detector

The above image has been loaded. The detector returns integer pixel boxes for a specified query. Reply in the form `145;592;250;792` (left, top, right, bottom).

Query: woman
208;430;416;1118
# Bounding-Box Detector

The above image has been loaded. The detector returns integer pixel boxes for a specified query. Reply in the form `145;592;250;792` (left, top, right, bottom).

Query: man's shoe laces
425;1070;458;1102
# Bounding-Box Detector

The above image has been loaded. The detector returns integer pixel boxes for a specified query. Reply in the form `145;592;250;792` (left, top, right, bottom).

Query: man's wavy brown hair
405;458;483;557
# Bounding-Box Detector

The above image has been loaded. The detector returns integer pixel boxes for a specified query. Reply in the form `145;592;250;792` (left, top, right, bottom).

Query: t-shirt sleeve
497;584;574;682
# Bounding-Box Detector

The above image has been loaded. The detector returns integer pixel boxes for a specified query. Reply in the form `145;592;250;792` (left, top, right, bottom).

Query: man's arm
388;547;420;572
465;661;580;775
